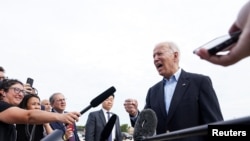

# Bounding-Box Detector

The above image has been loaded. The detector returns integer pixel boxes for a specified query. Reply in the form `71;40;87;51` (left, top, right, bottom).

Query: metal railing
142;116;250;141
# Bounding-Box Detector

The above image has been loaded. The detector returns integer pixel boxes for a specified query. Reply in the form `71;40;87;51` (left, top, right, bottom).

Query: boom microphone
80;86;116;115
133;109;157;141
40;86;116;141
100;114;117;141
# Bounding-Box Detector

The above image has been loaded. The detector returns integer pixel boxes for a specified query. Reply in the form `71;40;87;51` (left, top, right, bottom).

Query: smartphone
26;77;34;87
193;31;241;55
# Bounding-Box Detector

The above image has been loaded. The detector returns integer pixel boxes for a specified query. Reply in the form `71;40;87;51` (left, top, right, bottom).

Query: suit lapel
167;70;189;123
57;122;65;131
99;110;106;126
159;81;168;118
51;109;66;131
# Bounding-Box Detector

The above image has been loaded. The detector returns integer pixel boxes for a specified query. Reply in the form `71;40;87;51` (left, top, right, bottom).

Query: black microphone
40;86;116;141
133;108;158;141
40;129;64;141
80;86;116;115
100;114;117;141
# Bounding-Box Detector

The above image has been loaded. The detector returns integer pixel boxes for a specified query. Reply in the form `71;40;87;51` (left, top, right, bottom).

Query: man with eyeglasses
49;92;80;141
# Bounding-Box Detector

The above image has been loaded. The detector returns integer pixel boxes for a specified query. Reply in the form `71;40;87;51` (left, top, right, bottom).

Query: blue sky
1;0;250;126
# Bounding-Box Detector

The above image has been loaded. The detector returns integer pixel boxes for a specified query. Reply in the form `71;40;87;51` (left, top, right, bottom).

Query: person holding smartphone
195;0;250;66
24;77;36;95
0;79;80;141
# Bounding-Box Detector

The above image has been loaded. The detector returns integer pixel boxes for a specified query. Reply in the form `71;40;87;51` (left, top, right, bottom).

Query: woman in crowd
16;94;53;141
0;79;80;141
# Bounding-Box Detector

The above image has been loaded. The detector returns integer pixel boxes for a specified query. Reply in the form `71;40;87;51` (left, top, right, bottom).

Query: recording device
193;31;241;55
100;114;117;141
133;109;158;141
26;77;34;87
80;86;116;115
132;116;250;141
40;86;116;141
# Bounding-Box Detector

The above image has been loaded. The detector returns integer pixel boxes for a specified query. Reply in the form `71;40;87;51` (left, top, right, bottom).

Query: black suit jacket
85;109;122;141
49;109;80;141
132;69;224;141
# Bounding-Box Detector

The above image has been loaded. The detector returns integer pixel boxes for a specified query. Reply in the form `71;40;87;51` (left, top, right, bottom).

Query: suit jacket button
166;130;170;133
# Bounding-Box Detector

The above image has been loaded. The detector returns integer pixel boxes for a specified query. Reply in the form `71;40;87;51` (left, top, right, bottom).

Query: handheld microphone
41;86;116;141
80;86;116;115
133;109;158;141
40;129;64;141
100;114;117;141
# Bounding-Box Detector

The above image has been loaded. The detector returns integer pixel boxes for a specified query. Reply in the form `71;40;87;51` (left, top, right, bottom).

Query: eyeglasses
9;87;25;95
55;98;66;103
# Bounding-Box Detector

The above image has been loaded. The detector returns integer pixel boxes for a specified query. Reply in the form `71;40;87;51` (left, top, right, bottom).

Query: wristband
62;134;67;141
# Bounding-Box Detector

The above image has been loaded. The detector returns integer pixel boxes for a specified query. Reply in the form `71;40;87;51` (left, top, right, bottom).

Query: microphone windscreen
90;86;116;107
100;114;117;141
41;129;64;141
133;108;158;141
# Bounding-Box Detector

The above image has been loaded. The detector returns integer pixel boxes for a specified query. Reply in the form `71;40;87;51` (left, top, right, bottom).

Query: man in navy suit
49;92;80;141
85;94;122;141
124;41;224;141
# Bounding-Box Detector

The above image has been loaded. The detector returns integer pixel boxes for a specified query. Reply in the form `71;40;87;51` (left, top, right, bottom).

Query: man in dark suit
49;92;80;141
124;41;224;141
85;94;122;141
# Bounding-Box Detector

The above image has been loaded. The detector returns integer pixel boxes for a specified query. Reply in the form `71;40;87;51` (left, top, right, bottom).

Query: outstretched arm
0;107;80;125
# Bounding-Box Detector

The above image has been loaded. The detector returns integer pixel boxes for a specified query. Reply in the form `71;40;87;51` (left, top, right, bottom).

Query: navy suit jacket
131;69;224;141
49;109;80;141
85;109;122;141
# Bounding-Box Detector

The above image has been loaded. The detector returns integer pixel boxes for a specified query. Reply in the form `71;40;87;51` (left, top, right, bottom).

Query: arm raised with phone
24;77;36;95
195;0;250;66
193;31;241;56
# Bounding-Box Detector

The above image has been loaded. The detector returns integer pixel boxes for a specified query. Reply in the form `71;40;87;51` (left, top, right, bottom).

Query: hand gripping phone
26;77;34;87
193;31;241;55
